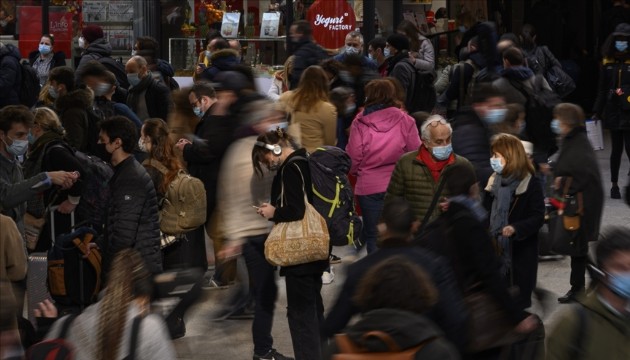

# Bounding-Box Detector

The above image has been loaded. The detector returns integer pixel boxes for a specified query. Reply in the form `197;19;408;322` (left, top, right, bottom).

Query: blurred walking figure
550;104;604;303
347;79;420;254
43;249;175;360
253;129;328;360
484;133;545;310
593;23;630;199
323;257;460;359
217;100;293;359
546;226;630;359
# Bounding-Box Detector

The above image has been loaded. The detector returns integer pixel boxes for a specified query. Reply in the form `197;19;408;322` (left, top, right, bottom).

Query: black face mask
96;143;112;163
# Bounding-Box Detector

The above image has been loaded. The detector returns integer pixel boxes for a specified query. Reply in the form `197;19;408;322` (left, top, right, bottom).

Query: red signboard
18;6;73;61
307;0;356;50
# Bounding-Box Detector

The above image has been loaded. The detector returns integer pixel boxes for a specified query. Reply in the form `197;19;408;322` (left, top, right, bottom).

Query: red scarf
417;145;455;183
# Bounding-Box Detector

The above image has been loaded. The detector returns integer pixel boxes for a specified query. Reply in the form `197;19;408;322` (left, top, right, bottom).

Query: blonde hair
33;107;66;136
491;133;535;180
291;65;330;112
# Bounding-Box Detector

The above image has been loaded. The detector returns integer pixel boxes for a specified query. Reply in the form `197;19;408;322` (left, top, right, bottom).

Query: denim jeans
285;274;324;360
243;235;278;355
357;192;386;254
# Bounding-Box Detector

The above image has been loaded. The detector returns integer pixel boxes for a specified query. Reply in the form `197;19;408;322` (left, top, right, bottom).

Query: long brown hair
97;249;153;360
142;118;184;193
490;133;535;180
364;79;399;109
397;19;421;52
290;65;330;112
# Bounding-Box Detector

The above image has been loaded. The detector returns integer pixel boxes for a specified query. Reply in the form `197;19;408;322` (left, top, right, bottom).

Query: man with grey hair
125;55;172;121
386;115;473;222
333;30;377;70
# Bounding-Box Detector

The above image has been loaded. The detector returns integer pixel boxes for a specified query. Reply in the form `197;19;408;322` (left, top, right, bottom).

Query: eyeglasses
190;98;201;107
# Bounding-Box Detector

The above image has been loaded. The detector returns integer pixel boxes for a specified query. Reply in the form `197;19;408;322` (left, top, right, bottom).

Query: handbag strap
126;315;144;360
279;157;308;208
144;158;168;175
561;177;583;215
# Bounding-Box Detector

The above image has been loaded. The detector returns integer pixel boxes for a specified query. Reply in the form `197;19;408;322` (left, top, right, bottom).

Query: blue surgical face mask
345;46;360;55
490;157;504;174
48;86;59;99
193;106;203;117
383;48;391;57
616;40;628;52
127;73;141;87
482;108;507;125
608;271;630;299
2;136;29;157
28;131;35;145
431;143;452;161
459;26;467;33
131;49;137;57
368;53;374;60
345;104;356;115
518;121;526;135
550;118;562;135
39;44;52;55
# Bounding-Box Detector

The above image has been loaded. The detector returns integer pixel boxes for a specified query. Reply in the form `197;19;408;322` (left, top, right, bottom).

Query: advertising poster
220;12;240;38
307;0;356;50
260;12;280;38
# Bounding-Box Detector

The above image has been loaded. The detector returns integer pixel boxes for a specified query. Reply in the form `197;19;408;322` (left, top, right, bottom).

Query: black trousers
610;129;630;183
570;255;587;290
285;273;324;360
243;235;278;356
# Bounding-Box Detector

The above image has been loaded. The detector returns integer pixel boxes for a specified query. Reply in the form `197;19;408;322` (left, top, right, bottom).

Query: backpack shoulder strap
58;313;79;339
418;177;446;233
126;315;144;360
144;158;168;175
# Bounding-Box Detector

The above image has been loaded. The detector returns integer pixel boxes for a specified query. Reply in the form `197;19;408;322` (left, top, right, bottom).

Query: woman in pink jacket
347;79;421;253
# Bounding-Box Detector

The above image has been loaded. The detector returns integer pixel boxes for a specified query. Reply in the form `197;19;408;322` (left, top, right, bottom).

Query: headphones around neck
255;141;282;156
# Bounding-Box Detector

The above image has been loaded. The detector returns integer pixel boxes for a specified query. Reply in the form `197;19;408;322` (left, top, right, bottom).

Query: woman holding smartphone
252;128;328;360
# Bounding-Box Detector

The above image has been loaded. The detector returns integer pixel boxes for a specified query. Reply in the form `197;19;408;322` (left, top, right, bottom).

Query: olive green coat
546;293;630;360
385;150;473;222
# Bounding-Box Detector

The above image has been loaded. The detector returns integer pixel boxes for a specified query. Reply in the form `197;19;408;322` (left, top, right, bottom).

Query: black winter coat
552;127;604;249
451;109;493;187
322;240;469;351
75;38;112;85
593;57;630;130
484;174;545;309
126;74;172;122
0;44;21;108
323;309;461;360
270;149;328;276
419;202;526;324
183;108;234;218
99;156;162;280
290;39;328;89
28;50;66;68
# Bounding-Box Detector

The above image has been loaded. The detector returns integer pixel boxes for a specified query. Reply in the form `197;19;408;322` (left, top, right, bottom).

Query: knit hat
386;34;410;51
82;24;104;43
613;23;630;36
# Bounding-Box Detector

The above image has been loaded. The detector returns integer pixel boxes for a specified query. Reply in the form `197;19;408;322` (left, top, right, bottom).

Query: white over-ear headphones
255;141;282;155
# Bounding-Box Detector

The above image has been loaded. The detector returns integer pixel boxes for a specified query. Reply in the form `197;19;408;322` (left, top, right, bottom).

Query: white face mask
138;137;147;152
78;36;86;49
93;82;112;97
131;49;137;57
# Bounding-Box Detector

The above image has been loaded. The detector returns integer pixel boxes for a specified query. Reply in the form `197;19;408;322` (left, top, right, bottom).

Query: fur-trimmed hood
209;49;240;70
55;88;94;112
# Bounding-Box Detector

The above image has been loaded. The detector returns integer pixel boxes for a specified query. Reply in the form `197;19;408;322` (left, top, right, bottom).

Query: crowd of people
1;16;629;360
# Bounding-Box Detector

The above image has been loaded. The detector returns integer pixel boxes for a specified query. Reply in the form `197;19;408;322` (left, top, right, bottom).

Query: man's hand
57;200;77;214
515;314;540;334
84;243;98;258
218;244;242;261
502;225;516;237
47;171;78;189
175;138;192;151
33;299;58;318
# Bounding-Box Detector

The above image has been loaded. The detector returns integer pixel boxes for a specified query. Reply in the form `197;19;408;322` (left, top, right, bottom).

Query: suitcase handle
49;206;75;246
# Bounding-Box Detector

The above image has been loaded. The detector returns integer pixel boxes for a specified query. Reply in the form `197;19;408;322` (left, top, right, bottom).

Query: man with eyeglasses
386;115;473;222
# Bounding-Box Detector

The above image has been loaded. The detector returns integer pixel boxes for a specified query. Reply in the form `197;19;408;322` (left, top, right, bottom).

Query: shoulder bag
264;162;330;267
550;177;585;256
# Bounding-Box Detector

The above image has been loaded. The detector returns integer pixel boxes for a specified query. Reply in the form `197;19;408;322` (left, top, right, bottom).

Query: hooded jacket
198;49;240;82
451;108;494;187
75;38;112;84
347;106;421;195
593;57;630;130
55;88;94;153
546;293;630;360
492;66;552;105
290;38;329;89
0;43;22;107
323;309;461;360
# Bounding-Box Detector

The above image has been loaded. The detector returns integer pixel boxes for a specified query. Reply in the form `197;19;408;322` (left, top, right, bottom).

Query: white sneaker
322;268;334;285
